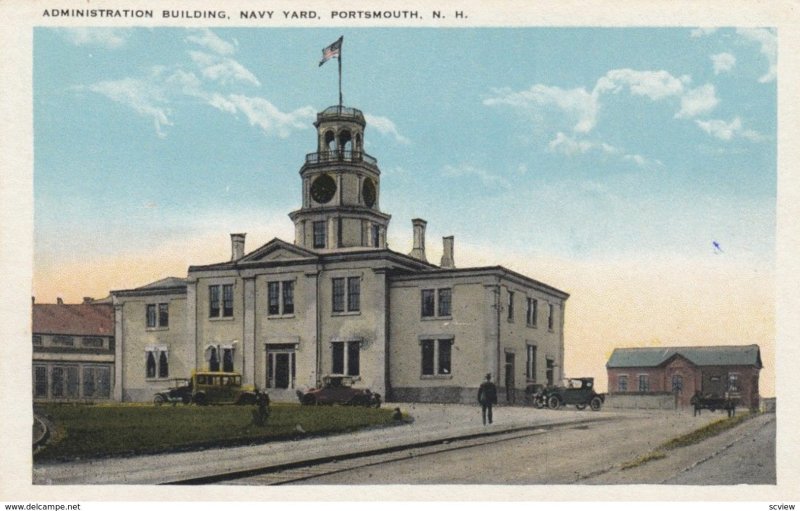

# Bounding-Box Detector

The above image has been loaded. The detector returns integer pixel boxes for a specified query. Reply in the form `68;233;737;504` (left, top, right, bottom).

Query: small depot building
606;344;763;409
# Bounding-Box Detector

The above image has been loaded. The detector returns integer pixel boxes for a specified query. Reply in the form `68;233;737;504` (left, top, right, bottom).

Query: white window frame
525;344;537;381
145;345;169;380
332;276;361;314
419;336;454;378
267;280;295;317
330;339;362;376
526;297;538;327
618;374;629;392
420;287;452;319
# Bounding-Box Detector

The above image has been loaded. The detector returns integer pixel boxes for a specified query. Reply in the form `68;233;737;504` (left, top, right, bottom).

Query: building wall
388;274;566;404
194;273;245;376
608;363;761;409
32;333;115;401
115;293;189;402
497;280;566;404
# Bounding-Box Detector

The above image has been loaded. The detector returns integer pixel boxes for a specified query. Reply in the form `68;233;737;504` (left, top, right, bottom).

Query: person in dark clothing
690;390;702;416
478;373;498;425
253;390;270;426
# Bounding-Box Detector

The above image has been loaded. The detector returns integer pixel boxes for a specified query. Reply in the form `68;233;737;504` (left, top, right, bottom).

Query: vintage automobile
524;383;548;409
545;377;605;411
297;376;381;407
154;371;258;406
153;378;193;405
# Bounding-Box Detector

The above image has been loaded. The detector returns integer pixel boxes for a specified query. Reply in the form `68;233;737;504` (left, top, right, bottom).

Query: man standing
478;373;498;425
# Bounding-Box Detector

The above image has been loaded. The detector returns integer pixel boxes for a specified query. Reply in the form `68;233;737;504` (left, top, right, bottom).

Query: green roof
606;345;762;369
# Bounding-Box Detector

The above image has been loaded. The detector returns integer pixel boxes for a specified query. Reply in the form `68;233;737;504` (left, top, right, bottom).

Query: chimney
230;233;246;261
440;236;455;269
31;296;35;305
57;297;63;305
83;297;94;304
408;219;427;262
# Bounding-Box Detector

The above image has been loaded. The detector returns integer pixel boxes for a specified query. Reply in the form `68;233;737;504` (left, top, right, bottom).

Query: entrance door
505;352;515;403
266;345;295;389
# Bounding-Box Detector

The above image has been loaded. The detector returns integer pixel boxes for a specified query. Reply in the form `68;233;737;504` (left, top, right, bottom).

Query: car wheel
548;395;561;410
181;394;191;405
302;394;317;406
153;394;165;406
533;396;545;409
576;404;587;410
193;393;208;406
590;396;603;411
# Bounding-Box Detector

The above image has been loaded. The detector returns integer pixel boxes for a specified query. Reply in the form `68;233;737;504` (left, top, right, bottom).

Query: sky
32;27;776;394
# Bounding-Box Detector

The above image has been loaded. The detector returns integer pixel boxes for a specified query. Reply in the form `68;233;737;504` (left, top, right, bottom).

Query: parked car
524;383;548;409
297;376;381;407
154;371;258;406
153;378;192;405
546;377;605;411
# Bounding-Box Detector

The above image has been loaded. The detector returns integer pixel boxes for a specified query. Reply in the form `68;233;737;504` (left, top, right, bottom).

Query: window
83;366;111;398
82;337;104;348
208;346;219;372
347;277;360;312
526;344;537;380
146;347;169;379
638;374;650;392
268;281;295;316
420;338;453;376
618;375;629;392
672;374;683;394
32;335;42;346
34;365;47;398
547;303;555;330
421;288;452;318
313;221;326;248
371;225;380;247
728;373;740;392
421;289;435;317
52;366;79;399
223;348;234;372
53;336;74;347
438;289;452;317
507;290;515;321
526;298;538;327
147;303;169;328
332;277;360;313
546;358;555;386
209;284;234;318
331;341;360;376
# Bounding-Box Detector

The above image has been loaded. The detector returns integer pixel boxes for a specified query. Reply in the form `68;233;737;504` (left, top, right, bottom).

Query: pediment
239;238;318;263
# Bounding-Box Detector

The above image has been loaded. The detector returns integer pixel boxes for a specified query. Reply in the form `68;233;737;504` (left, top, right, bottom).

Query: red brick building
606;345;762;409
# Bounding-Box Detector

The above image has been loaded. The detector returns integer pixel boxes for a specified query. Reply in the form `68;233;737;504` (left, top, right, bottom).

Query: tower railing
305;150;377;166
318;106;365;122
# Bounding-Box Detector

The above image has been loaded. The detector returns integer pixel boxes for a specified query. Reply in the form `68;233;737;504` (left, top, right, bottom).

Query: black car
153;378;192;405
546;377;605;411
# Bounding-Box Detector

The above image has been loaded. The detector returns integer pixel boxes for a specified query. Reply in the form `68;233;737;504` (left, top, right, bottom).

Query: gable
238;238;319;263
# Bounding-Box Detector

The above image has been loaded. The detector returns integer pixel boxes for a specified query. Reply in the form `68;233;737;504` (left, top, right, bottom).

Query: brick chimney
408;219;427;262
231;233;246;261
440;236;455;269
57;297;63;305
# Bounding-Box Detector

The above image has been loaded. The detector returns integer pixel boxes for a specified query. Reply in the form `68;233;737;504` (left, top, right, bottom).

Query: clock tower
289;105;391;251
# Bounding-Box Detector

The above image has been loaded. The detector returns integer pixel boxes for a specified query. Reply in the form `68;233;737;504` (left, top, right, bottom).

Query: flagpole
338;46;343;107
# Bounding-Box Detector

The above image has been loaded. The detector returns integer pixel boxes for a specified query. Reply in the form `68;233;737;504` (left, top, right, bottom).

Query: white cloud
695;117;763;141
484;84;597;133
88;78;172;138
690;28;718;38
442;163;510;189
189;51;260;87
364;114;411;144
60;28;130;49
736;28;777;83
218;95;315;138
593;69;688;101
711;52;736;74
675;84;719;119
548;132;659;168
185;28;237;56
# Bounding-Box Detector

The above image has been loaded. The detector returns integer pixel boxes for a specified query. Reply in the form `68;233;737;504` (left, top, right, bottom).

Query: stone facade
109;104;569;404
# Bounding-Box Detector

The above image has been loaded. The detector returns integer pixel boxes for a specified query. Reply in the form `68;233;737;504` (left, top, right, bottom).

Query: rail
305;150;377;166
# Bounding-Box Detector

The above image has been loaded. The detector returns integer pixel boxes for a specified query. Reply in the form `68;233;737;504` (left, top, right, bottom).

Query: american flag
319;36;343;67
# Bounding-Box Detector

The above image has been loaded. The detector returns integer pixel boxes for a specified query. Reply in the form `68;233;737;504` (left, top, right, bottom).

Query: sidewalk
33;403;620;485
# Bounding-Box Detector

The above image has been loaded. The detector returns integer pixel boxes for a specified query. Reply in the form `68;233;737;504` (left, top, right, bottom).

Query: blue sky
33;27;777;391
34;27;776;269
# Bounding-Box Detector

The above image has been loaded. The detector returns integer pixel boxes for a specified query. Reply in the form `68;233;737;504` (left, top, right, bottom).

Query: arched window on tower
355;133;363;155
338;130;352;157
324;130;336;153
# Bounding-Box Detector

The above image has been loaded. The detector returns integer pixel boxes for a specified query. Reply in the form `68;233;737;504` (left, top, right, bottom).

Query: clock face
362;178;376;208
311;174;337;204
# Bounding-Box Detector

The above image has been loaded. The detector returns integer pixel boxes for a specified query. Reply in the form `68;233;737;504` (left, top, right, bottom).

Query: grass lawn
35;402;396;462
